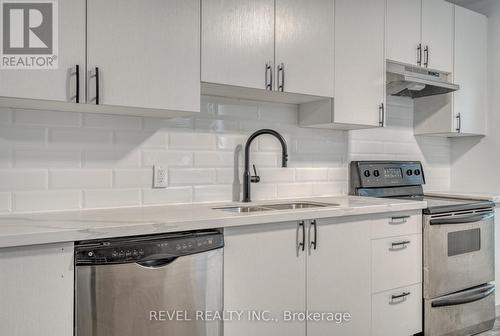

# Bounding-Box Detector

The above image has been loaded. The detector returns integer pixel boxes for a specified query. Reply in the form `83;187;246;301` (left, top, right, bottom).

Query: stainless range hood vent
386;61;459;99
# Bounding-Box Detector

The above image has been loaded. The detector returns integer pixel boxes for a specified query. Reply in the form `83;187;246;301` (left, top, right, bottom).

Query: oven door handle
431;284;495;308
430;212;494;225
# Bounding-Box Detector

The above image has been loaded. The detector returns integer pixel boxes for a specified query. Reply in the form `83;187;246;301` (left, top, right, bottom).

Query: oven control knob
363;170;371;177
373;170;380;177
414;169;421;176
406;169;413;176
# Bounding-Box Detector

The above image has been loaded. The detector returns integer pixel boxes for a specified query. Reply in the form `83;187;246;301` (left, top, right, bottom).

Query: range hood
386;61;459;99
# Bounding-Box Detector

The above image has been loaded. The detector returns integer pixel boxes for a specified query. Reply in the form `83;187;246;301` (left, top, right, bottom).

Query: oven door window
448;228;481;256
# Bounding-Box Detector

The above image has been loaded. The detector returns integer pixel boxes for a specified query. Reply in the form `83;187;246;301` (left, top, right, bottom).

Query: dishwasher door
76;234;223;336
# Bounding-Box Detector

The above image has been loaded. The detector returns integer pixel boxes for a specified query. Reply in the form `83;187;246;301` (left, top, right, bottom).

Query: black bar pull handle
297;221;305;253
390;291;411;304
75;64;80;103
417;44;422;66
265;62;273;91
277;63;285;92
90;67;100;105
309;220;317;251
424;45;429;68
455;113;461;132
379;102;385;127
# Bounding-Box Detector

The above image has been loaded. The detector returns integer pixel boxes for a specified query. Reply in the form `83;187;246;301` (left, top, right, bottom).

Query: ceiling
446;0;492;15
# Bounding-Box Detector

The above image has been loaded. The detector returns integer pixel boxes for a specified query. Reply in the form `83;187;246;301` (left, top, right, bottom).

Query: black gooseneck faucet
243;129;288;202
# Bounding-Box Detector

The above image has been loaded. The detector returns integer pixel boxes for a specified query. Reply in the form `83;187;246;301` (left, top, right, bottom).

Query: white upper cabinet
386;0;422;66
299;0;385;129
421;0;454;72
453;5;487;135
332;0;386;127
0;0;86;103
201;0;334;99
387;0;453;72
201;0;275;90
86;0;200;112
414;5;487;137
275;0;334;97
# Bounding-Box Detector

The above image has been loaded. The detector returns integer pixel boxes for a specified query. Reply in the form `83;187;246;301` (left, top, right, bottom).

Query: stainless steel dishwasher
75;230;223;336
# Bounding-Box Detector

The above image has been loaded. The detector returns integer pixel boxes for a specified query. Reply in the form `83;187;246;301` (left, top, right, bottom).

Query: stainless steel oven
423;208;495;299
350;161;496;336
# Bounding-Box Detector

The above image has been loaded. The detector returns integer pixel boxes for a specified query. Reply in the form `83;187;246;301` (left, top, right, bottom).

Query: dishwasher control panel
75;231;223;265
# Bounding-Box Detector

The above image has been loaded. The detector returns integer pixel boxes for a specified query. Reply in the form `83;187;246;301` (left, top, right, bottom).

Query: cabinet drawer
372;234;422;293
371;213;421;239
372;283;422;336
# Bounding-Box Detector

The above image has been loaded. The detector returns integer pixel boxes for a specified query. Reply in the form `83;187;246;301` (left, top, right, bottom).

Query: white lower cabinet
223;222;306;336
0;242;74;336
307;217;371;336
224;212;422;336
372;283;423;336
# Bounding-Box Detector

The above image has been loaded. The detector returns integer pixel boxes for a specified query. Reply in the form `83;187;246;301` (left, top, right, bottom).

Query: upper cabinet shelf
0;0;201;118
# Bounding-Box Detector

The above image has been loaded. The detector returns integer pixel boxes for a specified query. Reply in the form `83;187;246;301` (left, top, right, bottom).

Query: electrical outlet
153;165;168;188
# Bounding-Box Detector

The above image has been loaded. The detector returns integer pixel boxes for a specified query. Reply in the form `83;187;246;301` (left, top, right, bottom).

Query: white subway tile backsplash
169;132;216;150
0;169;47;191
277;183;314;198
0;95;450;213
15;110;81;127
0;107;12;124
0;126;46;147
14;190;81;212
193;185;233;202
114;130;167;148
50;170;112;189
194;152;235;167
0;193;11;213
84;150;141;168
143;187;192;205
0;149;12;167
169;168;216;185
114;169;153;188
49;129;112;147
15;149;81;168
142;150;193;167
295;168;329;182
83;114;142;130
83;189;141;208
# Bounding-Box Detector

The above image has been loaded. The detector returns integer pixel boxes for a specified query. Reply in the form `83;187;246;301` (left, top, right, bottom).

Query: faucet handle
251;164;261;183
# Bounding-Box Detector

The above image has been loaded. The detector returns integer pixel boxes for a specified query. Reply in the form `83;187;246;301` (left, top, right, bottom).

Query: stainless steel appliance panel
76;248;222;336
423;210;495;299
424;284;495;336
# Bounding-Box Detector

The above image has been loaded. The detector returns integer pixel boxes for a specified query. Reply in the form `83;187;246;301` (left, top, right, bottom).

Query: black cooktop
392;195;495;215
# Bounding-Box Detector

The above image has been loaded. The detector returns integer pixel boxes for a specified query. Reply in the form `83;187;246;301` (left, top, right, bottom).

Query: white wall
0;95;449;214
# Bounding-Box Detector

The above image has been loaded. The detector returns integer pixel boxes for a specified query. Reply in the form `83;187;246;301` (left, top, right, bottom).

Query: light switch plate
153;165;168;188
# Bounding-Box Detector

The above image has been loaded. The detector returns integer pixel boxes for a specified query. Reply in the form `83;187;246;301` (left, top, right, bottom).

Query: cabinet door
201;0;275;90
0;243;74;336
386;0;422;66
87;0;200;112
224;222;306;336
421;0;454;72
275;0;334;97
0;0;85;102
307;218;371;336
453;6;487;135
333;0;385;127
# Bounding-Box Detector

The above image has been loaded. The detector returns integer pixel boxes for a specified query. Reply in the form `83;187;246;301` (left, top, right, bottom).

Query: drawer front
372;283;422;336
371;213;422;239
372;234;422;293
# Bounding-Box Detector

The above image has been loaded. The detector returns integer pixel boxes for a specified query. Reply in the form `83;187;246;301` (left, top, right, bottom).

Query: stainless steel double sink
213;201;339;213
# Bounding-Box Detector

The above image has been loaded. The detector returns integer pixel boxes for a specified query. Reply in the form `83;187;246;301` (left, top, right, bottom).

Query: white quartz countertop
0;196;426;248
426;191;500;203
